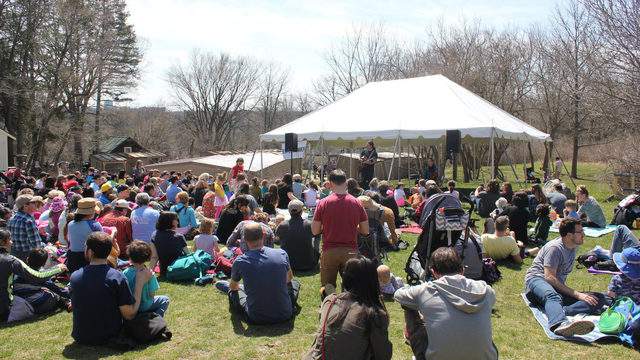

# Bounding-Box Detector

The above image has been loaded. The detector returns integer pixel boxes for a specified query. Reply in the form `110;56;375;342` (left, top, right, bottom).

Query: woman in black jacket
215;196;250;245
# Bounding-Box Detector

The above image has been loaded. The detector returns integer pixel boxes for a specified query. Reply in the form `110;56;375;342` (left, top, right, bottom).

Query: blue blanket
549;224;618;238
521;293;618;343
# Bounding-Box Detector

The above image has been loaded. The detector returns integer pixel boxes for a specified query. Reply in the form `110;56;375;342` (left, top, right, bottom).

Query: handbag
124;311;171;343
481;258;501;285
599;296;635;334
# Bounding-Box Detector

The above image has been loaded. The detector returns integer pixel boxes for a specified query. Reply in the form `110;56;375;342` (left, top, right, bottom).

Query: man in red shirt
312;169;369;297
99;200;133;259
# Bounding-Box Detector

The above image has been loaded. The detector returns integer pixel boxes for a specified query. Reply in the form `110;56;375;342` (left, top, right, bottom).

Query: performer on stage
359;140;378;190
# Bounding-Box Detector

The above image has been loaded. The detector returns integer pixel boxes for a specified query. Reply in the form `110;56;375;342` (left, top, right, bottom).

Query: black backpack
124;312;172;344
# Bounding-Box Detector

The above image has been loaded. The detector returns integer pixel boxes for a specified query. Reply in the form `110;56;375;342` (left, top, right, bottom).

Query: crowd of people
0;155;639;359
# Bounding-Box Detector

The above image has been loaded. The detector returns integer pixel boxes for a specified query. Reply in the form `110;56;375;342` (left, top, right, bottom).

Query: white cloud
125;0;557;107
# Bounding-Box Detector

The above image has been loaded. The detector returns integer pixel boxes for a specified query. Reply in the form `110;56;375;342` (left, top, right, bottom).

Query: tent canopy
260;74;550;146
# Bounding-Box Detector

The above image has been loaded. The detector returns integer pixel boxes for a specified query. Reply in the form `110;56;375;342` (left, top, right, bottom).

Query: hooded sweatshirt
394;274;497;360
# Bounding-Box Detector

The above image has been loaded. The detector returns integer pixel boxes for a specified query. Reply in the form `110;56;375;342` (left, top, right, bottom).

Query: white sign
282;140;306;160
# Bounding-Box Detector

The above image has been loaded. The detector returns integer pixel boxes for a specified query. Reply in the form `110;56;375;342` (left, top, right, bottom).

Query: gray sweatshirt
394;274;498;360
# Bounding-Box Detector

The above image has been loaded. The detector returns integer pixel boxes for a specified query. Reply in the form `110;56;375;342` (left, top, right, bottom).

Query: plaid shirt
7;211;41;252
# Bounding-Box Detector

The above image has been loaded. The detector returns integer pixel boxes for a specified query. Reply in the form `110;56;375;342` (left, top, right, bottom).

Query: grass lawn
1;162;640;359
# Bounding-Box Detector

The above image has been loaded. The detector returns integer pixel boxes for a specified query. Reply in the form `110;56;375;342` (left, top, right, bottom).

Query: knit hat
76;198;99;216
116;184;130;193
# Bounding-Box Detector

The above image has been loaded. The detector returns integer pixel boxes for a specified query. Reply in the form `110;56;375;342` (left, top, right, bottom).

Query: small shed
91;137;165;173
146;150;299;181
0;128;16;171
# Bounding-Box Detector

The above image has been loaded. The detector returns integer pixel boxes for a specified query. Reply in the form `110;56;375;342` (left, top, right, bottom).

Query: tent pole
259;140;263;178
320;137;325;181
349;142;353;178
407;140;411;180
247;148;257;175
490;129;495;179
388;135;400;182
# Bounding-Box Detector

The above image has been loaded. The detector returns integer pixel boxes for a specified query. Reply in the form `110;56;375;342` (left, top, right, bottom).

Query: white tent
259;74;551;177
261;74;549;144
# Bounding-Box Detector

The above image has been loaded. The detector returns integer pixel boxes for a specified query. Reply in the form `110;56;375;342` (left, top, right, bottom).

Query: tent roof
260;74;550;144
147;150;285;172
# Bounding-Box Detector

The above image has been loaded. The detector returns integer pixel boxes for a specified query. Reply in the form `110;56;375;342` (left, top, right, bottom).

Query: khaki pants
320;247;358;287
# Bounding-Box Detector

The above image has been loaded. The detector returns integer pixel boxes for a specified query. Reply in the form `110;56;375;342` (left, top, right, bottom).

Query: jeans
610;225;640;255
526;277;605;329
216;280;301;323
145;295;170;317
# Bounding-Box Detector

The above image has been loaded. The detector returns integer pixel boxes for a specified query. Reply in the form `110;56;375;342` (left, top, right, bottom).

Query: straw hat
76;198;100;216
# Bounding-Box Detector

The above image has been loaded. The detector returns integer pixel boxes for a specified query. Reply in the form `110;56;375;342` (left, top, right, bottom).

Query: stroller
612;192;640;229
404;193;482;285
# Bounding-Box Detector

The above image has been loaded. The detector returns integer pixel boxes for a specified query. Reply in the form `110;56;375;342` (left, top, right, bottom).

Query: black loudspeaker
285;133;298;152
446;130;461;154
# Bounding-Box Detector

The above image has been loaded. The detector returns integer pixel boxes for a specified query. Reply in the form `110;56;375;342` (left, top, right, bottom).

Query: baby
377;264;404;298
269;214;286;232
490;197;508;220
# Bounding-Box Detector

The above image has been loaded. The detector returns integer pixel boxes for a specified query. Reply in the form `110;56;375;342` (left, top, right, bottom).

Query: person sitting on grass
524;218;606;337
530;204;553;246
226;212;275;252
0;229;67;323
575;185;607;228
215;222;301;325
304;256;392;360
277;200;317;272
377;264;403;299
608;247;640;304
395;247;497;360
14;248;71;305
149;211;189;277
193;218;219;258
563;199;579;220
70;231;151;345
123;241;170;317
499;191;530;246
481;216;523;264
170;191;200;231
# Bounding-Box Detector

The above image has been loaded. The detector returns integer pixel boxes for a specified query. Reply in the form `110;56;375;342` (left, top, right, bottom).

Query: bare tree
258;62;289;133
166;51;263;154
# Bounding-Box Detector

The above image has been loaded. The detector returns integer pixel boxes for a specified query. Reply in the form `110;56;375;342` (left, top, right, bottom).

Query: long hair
331;256;388;327
282;173;293;186
531;184;547;204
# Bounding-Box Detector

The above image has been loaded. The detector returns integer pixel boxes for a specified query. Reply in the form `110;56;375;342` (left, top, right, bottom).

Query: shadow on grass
0;309;65;329
496;259;523;272
230;312;296;337
294;268;320;278
62;338;166;359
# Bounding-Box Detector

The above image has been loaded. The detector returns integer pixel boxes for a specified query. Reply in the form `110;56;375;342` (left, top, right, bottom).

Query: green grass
1;162;639;359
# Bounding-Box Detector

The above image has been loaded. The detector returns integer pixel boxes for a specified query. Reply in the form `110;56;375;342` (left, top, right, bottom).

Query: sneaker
553;319;594;337
397;239;409;250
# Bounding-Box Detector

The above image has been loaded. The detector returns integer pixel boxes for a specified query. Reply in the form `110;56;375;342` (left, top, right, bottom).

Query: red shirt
63;179;79;191
231;164;244;179
99;212;133;255
313;193;367;251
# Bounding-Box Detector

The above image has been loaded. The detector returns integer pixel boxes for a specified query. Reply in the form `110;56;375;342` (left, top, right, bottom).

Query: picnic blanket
549;224;617;238
398;225;422;234
521;293;618;343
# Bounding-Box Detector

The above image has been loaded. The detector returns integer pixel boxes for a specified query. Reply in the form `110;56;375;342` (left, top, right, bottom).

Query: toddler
563;199;579;220
377;264;404;299
394;183;406;207
193;218;220;258
124;241;170;317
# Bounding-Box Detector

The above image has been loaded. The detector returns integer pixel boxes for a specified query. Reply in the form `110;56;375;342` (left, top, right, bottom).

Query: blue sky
126;0;559;107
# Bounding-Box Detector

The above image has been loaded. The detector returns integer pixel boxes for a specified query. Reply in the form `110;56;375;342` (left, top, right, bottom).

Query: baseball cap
288;199;304;214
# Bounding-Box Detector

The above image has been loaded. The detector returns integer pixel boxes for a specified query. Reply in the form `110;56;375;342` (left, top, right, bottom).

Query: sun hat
288;199;304;214
613;247;640;279
76;198;99;216
47;190;64;199
114;199;130;210
14;194;34;210
50;197;67;213
100;183;112;193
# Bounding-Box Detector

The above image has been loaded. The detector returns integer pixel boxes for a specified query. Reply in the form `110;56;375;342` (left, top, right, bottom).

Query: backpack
166;250;212;282
124;311;172;343
599;296;635;334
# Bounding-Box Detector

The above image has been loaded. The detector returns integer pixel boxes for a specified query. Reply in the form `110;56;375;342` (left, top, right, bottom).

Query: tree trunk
93;78;102;154
571;132;579;178
71;112;84;169
527;142;535;169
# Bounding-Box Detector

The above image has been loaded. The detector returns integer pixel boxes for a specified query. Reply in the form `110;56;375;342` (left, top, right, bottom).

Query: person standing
312;169;369;298
524;218;606;337
423;158;439;184
7;195;42;261
359;140;378;190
